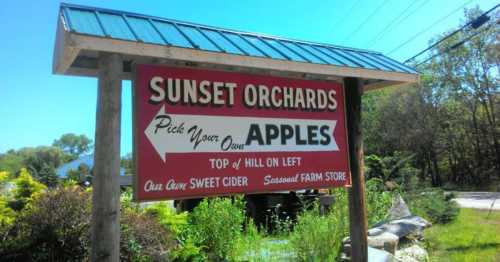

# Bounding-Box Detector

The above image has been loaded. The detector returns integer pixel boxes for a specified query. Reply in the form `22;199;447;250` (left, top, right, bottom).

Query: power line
367;0;430;48
415;19;497;67
341;0;391;45
387;0;474;55
405;3;500;63
333;0;363;29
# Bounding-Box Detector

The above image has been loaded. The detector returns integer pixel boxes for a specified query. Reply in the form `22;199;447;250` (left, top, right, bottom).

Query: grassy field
424;208;500;262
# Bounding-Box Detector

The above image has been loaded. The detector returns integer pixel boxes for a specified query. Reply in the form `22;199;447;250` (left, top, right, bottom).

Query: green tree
53;133;93;158
20;146;66;187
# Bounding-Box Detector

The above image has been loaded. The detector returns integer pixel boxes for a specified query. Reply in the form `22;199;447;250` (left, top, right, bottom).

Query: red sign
134;64;350;201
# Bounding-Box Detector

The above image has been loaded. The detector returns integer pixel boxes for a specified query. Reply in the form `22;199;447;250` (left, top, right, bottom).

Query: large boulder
370;215;431;240
367;231;399;254
387;193;412;220
368;247;395;262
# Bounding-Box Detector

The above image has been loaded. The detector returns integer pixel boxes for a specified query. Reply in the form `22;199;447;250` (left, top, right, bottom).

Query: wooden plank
91;53;122;262
364;80;406;91
344;77;368;262
52;15;80;74
60;32;419;84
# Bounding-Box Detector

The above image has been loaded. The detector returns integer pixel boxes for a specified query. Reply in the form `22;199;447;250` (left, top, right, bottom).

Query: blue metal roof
59;3;417;75
56;154;126;177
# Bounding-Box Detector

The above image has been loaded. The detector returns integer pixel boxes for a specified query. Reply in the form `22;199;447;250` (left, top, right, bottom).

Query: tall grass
289;189;349;261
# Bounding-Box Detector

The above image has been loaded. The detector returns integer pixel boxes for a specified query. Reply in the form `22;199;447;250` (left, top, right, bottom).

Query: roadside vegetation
0;165;460;261
424;208;500;261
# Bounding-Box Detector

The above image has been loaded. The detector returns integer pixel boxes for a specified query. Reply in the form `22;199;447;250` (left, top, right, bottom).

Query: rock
368;232;399;254
371;215;431;240
368;246;395;262
387;193;412;220
395;244;428;262
368;227;384;236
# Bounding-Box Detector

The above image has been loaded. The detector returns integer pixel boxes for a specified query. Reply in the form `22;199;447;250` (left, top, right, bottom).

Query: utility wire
387;0;474;55
341;0;391;45
405;3;500;63
415;19;497;67
367;0;427;47
333;0;363;30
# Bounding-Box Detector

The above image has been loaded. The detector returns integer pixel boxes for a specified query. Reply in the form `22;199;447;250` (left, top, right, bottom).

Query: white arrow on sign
145;105;339;162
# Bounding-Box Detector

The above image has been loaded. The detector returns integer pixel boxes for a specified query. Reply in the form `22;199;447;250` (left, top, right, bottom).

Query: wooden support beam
345;77;368;262
91;53;122;262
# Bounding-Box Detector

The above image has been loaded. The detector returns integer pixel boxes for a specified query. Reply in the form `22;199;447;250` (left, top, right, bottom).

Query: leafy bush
404;189;459;224
365;153;416;183
0;186;176;261
144;202;188;235
186;197;245;261
365;179;394;226
9;168;46;211
0;171;15;233
170;237;206;262
120;208;176;262
0;196;15;239
0;186;91;261
231;219;265;261
290;189;349;261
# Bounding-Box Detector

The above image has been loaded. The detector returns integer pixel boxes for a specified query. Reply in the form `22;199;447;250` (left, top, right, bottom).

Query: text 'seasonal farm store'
135;65;350;200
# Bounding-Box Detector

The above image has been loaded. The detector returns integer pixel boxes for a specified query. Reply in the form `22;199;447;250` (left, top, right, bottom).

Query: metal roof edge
59;2;385;56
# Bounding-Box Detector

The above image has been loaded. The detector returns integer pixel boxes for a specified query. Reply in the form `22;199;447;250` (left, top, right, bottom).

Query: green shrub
0;186;91;261
290;189;349;261
404;189;459;224
120;208;176;262
9;168;46;211
187;197;245;261
231;219;265;261
144;202;188;235
365;179;393;226
0;186;176;261
170;237;206;262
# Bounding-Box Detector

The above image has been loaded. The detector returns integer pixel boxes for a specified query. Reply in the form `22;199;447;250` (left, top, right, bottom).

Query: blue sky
0;0;497;156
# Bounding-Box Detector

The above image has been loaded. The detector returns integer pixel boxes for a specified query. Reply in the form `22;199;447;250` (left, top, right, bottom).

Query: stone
387;193;412;220
368;232;399;254
368;246;395;262
395;244;428;262
371;215;431;240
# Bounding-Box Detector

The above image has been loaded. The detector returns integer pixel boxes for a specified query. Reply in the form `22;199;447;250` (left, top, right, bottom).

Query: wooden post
91;53;122;262
345;77;368;262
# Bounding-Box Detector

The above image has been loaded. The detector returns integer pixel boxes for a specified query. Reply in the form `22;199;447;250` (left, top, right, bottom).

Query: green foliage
144;202;188;235
231;219;264;260
404;189;459;224
121;153;134;176
66;163;92;186
364;152;416;185
52;133;93;158
0;152;24;174
362;7;499;188
365;179;393;226
10;168;46;211
120;208;176;262
170;237;206;262
186;197;245;261
0;196;15;235
0;186;91;261
290;189;349;262
0;186;175;261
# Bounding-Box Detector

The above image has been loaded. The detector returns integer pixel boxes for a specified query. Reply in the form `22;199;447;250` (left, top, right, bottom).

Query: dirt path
452;192;500;210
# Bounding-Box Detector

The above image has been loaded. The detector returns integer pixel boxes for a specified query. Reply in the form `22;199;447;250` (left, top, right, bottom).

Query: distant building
56;154;132;186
